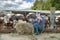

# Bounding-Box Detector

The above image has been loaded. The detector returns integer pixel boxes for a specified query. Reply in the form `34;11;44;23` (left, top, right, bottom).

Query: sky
0;0;35;10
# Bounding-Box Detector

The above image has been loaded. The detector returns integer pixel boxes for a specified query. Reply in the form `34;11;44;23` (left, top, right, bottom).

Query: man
33;12;45;35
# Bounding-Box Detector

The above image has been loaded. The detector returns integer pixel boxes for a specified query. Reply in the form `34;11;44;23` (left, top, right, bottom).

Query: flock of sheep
0;11;60;34
0;12;36;35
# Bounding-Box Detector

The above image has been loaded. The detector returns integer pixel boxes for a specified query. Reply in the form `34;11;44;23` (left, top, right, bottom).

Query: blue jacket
33;16;45;30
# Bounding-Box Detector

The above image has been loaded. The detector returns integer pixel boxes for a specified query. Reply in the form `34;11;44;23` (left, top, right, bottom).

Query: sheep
15;20;34;35
14;14;24;21
26;13;36;23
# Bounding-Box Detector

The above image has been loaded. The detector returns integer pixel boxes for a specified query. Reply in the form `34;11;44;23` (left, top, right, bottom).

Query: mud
0;33;60;40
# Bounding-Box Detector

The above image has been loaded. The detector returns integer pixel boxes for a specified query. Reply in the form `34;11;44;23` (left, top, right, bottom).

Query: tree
31;0;43;10
31;0;51;10
43;0;52;10
31;0;60;10
51;0;60;10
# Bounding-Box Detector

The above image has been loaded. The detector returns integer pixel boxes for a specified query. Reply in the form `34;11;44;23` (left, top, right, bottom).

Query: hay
15;20;34;35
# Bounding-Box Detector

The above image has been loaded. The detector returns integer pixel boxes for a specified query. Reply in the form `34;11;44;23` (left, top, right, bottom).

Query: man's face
36;13;40;17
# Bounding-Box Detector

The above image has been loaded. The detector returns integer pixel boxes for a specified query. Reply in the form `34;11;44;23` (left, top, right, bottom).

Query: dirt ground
0;33;60;40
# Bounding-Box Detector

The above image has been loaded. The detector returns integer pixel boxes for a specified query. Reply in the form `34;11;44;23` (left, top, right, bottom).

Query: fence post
50;7;55;30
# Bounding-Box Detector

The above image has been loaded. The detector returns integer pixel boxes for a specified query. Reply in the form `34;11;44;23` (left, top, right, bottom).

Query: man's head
36;12;40;17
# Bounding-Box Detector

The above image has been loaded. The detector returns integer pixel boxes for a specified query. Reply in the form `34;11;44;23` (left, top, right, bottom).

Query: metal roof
0;10;60;14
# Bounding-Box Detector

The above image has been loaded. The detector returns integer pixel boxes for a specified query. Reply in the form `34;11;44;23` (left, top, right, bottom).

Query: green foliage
43;0;52;10
31;0;60;10
51;0;60;10
31;0;43;10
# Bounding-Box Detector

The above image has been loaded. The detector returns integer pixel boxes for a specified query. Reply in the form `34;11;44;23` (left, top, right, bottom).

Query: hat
36;12;40;14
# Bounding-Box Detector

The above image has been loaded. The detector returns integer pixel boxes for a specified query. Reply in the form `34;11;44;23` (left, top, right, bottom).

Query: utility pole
50;7;55;30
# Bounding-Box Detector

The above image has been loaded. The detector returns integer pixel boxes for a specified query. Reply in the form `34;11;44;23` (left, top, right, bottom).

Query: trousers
33;22;44;35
